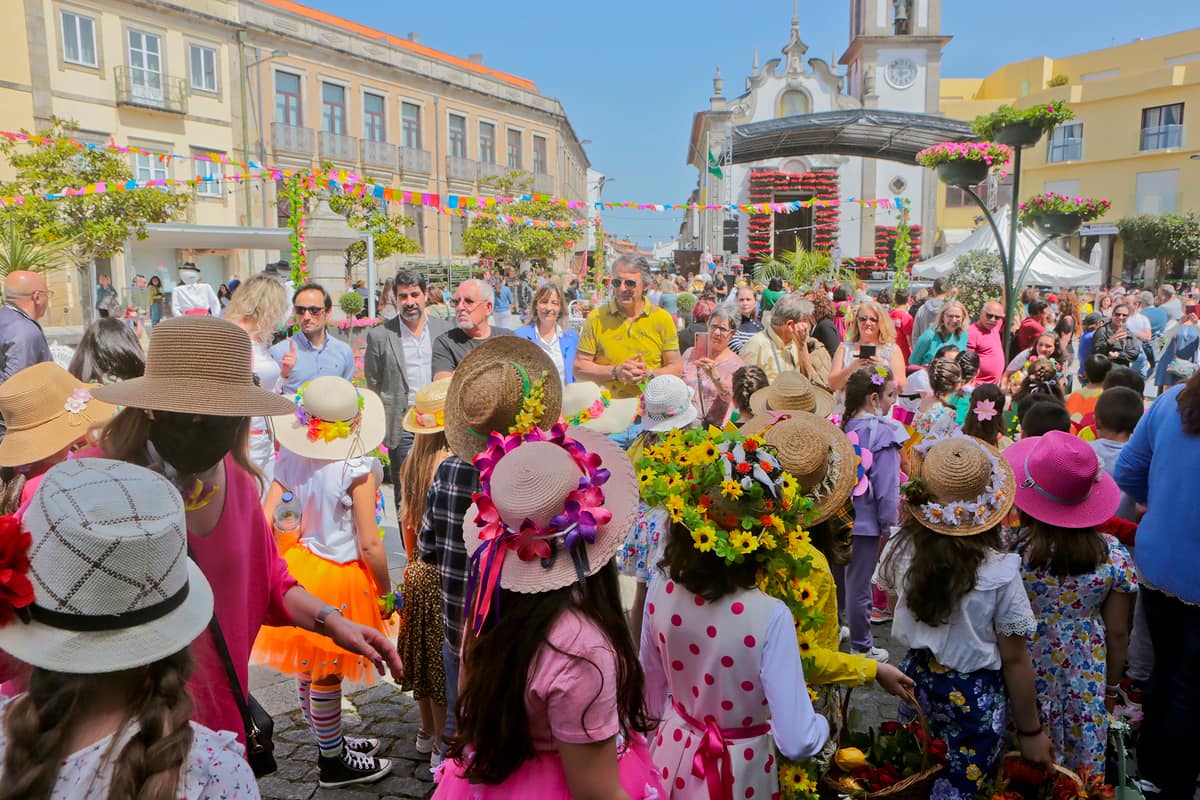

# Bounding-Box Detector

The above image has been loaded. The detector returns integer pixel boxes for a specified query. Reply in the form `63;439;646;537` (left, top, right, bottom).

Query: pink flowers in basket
915;141;1014;173
1018;193;1111;225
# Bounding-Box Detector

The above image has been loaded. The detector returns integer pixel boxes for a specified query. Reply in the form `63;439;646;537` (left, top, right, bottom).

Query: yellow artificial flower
691;525;717;553
729;529;758;555
665;495;686;522
759;532;777;550
794;581;816;606
664;473;683;491
720;478;743;500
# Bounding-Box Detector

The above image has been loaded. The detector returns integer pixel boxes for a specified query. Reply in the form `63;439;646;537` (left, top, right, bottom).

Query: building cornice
839;35;953;66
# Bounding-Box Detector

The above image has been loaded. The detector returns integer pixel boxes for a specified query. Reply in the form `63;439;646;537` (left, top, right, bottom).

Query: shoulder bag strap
189;546;253;730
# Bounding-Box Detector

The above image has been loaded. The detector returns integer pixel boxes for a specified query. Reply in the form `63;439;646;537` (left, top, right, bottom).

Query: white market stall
913;206;1101;288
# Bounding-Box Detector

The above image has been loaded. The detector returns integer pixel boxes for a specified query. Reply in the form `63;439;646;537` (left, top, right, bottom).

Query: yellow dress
798;541;878;687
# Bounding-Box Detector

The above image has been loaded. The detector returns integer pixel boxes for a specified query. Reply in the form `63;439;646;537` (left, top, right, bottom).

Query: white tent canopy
913;206;1101;287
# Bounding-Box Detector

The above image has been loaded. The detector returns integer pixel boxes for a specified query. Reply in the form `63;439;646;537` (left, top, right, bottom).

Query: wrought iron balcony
114;66;187;114
399;147;432;174
446;156;479;182
360;139;397;171
271;123;315;156
319;130;358;163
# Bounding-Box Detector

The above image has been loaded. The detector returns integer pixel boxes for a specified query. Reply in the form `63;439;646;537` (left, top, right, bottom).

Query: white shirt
535;325;567;387
1126;311;1151;340
873;537;1036;673
275;450;383;564
399;318;433;406
171;282;221;316
1162;297;1183;322
248;339;282;491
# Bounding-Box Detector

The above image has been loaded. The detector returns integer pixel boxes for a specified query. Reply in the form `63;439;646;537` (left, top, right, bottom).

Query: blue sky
308;0;1197;246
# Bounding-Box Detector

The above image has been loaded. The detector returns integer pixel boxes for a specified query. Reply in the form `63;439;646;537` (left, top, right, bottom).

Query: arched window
777;90;810;118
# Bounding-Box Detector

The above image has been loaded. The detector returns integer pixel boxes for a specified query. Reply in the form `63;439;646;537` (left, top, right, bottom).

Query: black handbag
206;608;278;777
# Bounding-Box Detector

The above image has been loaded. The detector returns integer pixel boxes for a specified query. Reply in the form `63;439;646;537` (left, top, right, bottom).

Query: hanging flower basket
916;142;1013;188
972;100;1076;143
1018;192;1111;236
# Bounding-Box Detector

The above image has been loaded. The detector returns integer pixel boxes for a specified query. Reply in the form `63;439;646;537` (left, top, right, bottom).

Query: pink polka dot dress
641;579;829;800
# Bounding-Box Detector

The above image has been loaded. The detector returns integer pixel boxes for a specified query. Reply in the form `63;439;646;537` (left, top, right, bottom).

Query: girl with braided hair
913;359;963;442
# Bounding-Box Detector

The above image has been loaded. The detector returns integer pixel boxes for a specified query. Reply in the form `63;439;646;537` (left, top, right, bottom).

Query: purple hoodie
843;415;903;537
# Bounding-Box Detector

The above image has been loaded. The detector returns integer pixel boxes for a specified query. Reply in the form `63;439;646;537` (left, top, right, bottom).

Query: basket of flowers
821;690;946;799
915;142;1014;189
974;752;1112;800
1017;193;1111;237
972;101;1076;148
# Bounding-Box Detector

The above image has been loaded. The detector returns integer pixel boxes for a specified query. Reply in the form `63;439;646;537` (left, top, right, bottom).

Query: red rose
1004;756;1051;785
880;721;901;734
744;439;758;451
736;463;752;475
928;738;948;762
0;516;33;623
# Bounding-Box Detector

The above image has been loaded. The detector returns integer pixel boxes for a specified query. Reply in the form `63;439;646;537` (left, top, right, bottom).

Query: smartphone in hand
693;332;710;361
858;344;877;360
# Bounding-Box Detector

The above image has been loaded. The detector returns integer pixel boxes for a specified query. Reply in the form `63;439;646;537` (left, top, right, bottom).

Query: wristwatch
315;604;342;629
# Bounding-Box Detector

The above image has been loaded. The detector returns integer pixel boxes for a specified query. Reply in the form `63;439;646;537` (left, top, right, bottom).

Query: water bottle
273;491;301;552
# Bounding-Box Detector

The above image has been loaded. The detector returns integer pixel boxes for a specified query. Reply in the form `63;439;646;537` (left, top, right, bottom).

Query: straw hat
749;371;834;419
462;427;636;601
641;374;698;433
0;459;214;674
403;377;452;434
93;316;296;417
1003;430;1119;529
0;363;116;467
907;435;1015;536
444;337;563;461
560;381;639;435
273;376;386;460
741;412;858;525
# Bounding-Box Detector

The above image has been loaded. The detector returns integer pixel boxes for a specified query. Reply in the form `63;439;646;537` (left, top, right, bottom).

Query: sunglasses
454;297;481;308
1112;312;1129;318
294;305;325;317
615;279;640;289
984;312;1003;321
857;316;878;323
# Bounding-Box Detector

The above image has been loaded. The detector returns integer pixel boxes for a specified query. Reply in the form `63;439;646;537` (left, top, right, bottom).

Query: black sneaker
318;748;392;788
344;735;381;757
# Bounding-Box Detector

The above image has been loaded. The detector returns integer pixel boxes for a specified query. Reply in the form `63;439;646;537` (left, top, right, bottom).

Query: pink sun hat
1003;430;1120;529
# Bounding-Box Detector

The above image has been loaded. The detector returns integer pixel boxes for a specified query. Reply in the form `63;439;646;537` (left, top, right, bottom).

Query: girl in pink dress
637;427;830;799
434;424;664;799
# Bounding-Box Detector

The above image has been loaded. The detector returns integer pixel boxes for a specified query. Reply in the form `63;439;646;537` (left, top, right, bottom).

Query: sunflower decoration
778;759;821;800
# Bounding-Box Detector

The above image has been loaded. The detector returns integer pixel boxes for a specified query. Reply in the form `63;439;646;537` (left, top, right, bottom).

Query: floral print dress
913;402;960;442
617;502;669;586
1019;533;1138;775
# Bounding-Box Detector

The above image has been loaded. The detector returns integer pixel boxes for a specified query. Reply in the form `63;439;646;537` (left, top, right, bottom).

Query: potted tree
972;101;1076;148
1018;193;1111;237
916;141;1013;189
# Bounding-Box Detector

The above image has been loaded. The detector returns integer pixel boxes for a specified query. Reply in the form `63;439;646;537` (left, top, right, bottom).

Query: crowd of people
0;255;1197;799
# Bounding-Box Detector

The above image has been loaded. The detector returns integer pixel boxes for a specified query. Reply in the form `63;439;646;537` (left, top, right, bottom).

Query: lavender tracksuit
835;416;902;651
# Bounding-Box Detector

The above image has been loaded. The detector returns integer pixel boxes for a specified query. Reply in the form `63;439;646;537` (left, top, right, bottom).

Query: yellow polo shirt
578;300;680;398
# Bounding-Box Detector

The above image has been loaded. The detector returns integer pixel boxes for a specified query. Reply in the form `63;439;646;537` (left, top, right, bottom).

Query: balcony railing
114;66;187;114
319;130;358;163
478;161;505;181
533;172;555;194
399;147;432;174
1140;124;1184;151
271;123;315;156
360;139;397;171
446;156;479;182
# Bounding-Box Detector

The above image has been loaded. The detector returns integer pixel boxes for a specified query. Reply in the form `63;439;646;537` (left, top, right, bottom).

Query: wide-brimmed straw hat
641;374;698;433
749;371;834;419
0;458;214;674
461;426;636;627
560;382;639;435
906;435;1015;536
0;363;116;467
93;317;296;417
741;411;858;525
444;337;563;461
1003;430;1119;529
273;376;385;460
403;377;452;434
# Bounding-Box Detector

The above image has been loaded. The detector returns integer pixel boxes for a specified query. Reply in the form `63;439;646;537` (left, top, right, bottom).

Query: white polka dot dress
646;579;781;800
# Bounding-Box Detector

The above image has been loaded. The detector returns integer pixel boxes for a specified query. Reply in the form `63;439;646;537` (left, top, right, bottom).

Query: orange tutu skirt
252;545;397;685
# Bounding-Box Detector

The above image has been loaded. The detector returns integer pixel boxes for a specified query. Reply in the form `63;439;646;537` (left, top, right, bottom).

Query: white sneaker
430;749;444;771
415;730;435;754
853;646;890;663
839;625;850;644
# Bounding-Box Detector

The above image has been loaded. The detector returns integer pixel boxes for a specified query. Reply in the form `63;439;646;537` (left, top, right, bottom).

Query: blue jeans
441;638;460;746
149;302;162;327
387;430;415;521
607;419;643;450
1138;587;1200;797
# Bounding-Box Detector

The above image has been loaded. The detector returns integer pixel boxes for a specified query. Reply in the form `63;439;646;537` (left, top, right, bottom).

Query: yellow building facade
938;30;1200;285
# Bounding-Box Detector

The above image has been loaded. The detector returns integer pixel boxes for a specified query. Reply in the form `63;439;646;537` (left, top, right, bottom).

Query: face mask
148;413;244;476
180;270;200;286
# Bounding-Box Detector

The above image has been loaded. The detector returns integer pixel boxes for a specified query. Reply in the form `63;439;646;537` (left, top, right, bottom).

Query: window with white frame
61;10;97;67
1047;122;1083;163
193;152;223;197
134;152;169;184
363;92;386;142
189;44;217;92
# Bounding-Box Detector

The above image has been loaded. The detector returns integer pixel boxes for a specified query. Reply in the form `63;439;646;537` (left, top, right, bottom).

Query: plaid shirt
417;454;480;651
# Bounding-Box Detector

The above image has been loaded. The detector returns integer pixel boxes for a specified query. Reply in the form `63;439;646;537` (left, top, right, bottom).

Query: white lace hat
640;374;699;433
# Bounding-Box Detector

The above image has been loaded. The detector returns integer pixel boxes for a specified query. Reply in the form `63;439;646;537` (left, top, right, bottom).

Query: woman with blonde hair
221;274;289;488
829;300;907;402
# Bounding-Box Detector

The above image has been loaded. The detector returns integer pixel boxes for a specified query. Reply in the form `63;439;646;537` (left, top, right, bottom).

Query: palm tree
0;223;71;277
756;247;856;290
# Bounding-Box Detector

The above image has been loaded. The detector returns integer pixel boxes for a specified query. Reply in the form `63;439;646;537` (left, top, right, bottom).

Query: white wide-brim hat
641;374;699;433
273;376;386;460
560;381;639;435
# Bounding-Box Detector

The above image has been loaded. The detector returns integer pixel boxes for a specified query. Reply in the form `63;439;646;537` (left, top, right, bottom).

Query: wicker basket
1000;751;1083;792
820;689;943;799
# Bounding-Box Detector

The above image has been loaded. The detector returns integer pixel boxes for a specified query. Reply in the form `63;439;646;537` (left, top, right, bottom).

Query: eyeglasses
614;279;640;290
709;325;733;335
984;312;1004;321
454;297;481;308
857;316;878;323
294;305;326;317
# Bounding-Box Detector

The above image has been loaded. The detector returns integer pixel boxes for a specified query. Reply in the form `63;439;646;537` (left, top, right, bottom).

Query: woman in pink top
435;424;663;799
90;317;402;748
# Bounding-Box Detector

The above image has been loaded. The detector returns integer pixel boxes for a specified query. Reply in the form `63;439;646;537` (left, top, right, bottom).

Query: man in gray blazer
365;269;453;515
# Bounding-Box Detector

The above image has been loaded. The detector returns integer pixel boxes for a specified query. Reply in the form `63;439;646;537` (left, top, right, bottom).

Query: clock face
885;58;918;90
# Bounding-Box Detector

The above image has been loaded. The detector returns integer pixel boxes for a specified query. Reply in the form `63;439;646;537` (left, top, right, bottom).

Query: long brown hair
97;407;263;489
879;521;1001;626
398;432;448;558
1014;513;1107;577
447;561;651;784
660;520;760;600
0;649;195;800
842;366;894;430
961;384;1007;447
1178;369;1200;435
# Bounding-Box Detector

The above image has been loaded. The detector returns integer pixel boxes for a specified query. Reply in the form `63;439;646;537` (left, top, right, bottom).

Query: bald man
0;270;53;382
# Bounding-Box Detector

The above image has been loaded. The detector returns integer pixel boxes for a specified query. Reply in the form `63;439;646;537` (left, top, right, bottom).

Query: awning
138;224;366;251
729;110;977;166
943;228;973;247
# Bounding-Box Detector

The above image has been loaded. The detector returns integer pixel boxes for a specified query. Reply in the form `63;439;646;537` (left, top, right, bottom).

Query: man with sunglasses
270;283;356;395
1092;303;1143;367
967;300;1007;385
